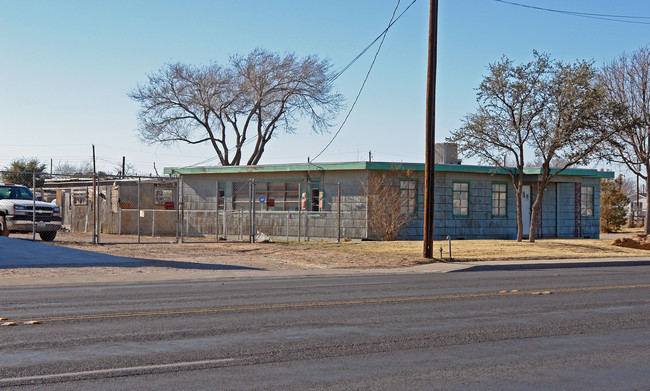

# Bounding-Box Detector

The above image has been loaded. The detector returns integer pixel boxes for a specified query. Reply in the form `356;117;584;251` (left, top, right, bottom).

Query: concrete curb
452;259;650;272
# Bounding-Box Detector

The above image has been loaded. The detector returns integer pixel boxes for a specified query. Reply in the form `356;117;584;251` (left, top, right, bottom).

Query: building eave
163;162;614;178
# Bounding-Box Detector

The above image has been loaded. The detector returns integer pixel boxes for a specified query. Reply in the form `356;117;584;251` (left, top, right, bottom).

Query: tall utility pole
423;0;438;258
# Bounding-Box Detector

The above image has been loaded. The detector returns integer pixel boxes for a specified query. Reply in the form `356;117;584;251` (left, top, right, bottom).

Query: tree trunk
645;175;650;234
529;183;546;243
515;184;523;242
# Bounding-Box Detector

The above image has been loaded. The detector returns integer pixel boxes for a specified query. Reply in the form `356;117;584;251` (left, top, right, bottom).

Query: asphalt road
1;266;649;390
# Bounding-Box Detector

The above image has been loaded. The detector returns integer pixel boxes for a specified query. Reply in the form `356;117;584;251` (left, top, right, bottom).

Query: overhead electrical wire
495;0;650;25
328;0;418;84
183;0;417;168
312;0;410;162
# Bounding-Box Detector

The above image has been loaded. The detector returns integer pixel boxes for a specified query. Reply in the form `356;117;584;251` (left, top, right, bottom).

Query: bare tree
129;48;343;166
447;52;550;242
54;161;93;176
599;45;650;233
527;59;611;242
364;168;415;241
450;52;611;242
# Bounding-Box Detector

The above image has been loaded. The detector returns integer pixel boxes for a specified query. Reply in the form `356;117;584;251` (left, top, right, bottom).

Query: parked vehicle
0;183;62;241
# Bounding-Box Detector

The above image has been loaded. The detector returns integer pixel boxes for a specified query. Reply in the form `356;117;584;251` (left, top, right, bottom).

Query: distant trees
54;160;137;177
2;158;47;187
598;44;650;233
54;161;93;176
448;52;608;242
600;175;629;233
129;48;343;166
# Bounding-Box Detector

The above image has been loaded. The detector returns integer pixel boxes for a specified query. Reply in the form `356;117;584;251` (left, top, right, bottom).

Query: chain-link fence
179;177;378;243
1;171;423;244
1;171;180;244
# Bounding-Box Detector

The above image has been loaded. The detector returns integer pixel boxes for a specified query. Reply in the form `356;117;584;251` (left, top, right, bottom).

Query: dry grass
279;238;650;263
45;236;650;272
4;234;646;283
613;226;645;235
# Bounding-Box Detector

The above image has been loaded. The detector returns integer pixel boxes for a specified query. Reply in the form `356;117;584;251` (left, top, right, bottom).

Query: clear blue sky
1;0;649;175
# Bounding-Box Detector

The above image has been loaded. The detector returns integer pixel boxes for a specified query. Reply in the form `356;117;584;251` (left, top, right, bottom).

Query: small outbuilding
42;177;178;236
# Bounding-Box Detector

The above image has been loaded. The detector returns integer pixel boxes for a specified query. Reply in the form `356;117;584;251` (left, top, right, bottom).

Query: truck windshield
0;186;34;200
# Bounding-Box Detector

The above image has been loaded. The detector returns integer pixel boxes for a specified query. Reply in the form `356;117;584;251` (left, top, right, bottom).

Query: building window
217;182;225;208
154;187;174;205
492;183;507;217
309;181;322;212
453;182;469;216
581;186;594;216
73;188;88;206
233;181;303;211
232;181;250;211
400;179;418;215
284;182;300;211
255;181;301;211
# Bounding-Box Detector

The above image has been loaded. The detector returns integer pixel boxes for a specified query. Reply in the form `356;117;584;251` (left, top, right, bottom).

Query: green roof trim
163;162;614;178
522;167;614;178
164;161;427;175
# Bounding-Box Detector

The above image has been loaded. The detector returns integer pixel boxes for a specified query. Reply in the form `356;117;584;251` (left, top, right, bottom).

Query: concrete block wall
533;182;558;238
582;178;602;239
556;182;577;238
555;179;601;239
432;172;517;240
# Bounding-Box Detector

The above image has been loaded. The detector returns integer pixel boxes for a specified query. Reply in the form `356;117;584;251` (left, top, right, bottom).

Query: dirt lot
56;236;650;267
2;232;648;281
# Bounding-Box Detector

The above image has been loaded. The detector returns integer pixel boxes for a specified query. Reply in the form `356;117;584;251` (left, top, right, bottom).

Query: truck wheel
39;231;57;242
0;217;8;237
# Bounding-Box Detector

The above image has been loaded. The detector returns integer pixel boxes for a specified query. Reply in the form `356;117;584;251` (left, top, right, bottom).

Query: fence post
365;180;369;239
250;179;256;243
215;179;219;242
176;176;180;243
97;188;101;244
92;172;97;244
337;182;341;242
32;171;36;241
222;184;227;241
287;211;290;242
137;177;141;244
298;182;302;242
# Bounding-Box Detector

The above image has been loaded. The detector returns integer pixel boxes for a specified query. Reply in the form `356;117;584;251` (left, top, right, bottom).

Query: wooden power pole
423;0;438;258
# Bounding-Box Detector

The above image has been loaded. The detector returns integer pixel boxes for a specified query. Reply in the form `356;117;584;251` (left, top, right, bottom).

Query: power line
313;0;406;162
495;0;650;25
329;0;418;83
184;0;417;168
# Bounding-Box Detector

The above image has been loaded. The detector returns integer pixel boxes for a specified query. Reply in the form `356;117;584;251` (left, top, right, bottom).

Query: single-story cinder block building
164;160;613;241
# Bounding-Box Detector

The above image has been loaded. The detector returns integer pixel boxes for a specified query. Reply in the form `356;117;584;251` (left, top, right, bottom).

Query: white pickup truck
0;183;62;241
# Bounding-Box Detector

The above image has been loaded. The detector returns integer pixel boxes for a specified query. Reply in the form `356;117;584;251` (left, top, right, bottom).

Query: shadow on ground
0;260;264;271
0;237;264;271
